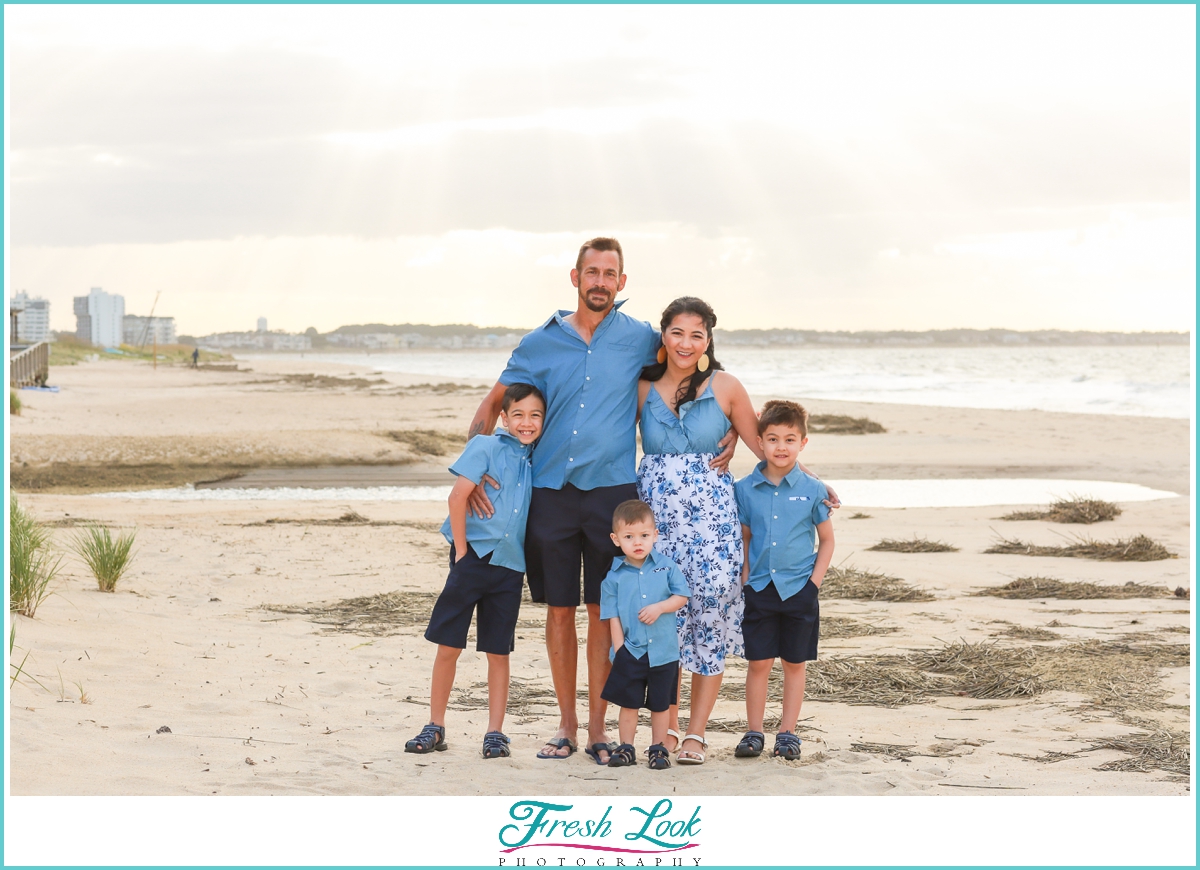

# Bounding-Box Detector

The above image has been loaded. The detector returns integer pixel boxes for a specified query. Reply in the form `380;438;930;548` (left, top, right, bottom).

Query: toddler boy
599;500;689;770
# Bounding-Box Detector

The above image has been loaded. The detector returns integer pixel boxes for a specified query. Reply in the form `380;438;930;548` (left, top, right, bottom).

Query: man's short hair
576;237;624;276
502;382;545;413
757;400;809;437
612;499;655;531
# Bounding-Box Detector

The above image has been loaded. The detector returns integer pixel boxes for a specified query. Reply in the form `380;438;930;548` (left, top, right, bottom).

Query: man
467;237;735;762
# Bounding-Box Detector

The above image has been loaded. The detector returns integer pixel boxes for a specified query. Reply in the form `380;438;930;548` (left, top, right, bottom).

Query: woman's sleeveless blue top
639;378;731;455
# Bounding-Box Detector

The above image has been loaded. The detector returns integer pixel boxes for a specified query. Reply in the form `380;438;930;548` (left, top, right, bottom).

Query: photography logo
498;799;702;866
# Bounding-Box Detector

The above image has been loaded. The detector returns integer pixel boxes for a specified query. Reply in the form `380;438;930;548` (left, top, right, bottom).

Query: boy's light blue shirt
499;300;659;491
735;461;831;600
599;549;691;667
439;429;533;573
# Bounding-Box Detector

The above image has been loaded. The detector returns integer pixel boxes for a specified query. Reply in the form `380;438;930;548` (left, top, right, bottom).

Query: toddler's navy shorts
601;645;679;713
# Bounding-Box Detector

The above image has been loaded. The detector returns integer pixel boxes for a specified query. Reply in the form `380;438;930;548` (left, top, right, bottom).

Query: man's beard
582;287;612;312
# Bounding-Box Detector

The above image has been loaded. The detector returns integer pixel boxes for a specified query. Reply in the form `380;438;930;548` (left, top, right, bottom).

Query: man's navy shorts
742;580;820;664
525;482;637;607
424;544;523;655
600;645;679;713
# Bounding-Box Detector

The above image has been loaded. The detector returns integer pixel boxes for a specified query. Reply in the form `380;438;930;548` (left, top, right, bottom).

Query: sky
5;5;1195;336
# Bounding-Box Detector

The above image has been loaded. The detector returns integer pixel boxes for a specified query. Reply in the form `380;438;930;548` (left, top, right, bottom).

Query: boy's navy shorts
525;482;637;607
424;544;523;655
600;645;679;713
742;580;820;664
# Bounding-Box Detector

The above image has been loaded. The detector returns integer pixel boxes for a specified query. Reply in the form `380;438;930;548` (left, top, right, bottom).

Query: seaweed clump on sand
984;534;1176;562
718;638;1190;711
385;429;468;456
1000;496;1122;524
991;622;1062;641
1087;728;1190;776
808;414;886;435
821;565;934;602
975;576;1174;600
820;616;899;639
261;591;439;635
868;537;959;554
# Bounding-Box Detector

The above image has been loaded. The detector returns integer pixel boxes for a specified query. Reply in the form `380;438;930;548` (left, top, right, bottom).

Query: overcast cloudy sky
6;5;1195;336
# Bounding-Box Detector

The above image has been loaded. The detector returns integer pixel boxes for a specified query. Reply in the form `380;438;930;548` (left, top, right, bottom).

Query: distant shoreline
226;336;1191;354
178;325;1190;352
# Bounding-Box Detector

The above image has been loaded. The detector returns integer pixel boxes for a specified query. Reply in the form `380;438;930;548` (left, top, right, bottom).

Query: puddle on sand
93;478;1178;508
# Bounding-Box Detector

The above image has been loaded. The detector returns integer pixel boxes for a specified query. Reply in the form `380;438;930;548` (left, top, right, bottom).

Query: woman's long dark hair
640;296;724;410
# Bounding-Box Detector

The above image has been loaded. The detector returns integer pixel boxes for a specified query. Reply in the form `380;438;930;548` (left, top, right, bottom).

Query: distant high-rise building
257;317;268;333
9;292;51;343
123;315;177;346
73;287;125;347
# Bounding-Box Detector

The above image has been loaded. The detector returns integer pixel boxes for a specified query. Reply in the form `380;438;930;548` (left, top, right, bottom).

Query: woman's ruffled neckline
647;377;717;425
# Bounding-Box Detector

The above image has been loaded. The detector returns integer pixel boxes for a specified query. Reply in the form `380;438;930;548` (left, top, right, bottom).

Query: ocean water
95;478;1178;507
254;344;1191;418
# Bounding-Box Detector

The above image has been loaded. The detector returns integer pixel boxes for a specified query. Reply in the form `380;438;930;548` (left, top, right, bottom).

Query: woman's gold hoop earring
656;346;667;364
697;354;710;373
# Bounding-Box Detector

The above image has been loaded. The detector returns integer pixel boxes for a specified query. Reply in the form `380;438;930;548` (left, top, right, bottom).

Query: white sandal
677;733;708;765
664;729;682;753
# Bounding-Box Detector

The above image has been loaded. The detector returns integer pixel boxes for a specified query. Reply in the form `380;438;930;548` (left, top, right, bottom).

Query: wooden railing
10;341;49;387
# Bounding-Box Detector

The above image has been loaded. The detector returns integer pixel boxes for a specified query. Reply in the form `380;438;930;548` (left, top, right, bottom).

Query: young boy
404;383;545;760
599;500;690;770
734;400;835;761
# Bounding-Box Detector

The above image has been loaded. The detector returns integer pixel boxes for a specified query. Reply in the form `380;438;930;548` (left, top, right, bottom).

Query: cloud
6;5;1194;332
13;205;1192;337
11;103;1191;249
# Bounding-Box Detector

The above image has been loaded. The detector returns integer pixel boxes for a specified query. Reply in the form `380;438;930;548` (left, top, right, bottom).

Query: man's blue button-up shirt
499;300;659;491
735;462;831;600
440;429;533;573
599;549;691;667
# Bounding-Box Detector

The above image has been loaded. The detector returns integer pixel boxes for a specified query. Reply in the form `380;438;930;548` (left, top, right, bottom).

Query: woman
636;297;836;764
634;297;764;764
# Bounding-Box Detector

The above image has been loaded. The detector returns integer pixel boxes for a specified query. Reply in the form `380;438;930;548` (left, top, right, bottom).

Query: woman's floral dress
637;379;744;676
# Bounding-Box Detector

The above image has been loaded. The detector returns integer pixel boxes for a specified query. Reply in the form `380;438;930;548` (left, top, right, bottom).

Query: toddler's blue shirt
599;549;691;667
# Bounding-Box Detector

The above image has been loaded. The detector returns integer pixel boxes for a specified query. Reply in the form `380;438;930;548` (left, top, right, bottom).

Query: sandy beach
7;355;1191;796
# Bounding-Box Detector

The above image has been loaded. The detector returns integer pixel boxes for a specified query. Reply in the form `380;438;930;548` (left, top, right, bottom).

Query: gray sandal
405;723;447;754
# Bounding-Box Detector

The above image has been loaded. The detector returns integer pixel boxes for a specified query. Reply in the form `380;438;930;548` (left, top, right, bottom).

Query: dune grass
72;526;138;592
868;536;959;553
10;390;21;416
9;496;62;617
9;625;47;691
1000;496;1122;524
975;576;1174;600
985;534;1176;562
49;335;230;367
